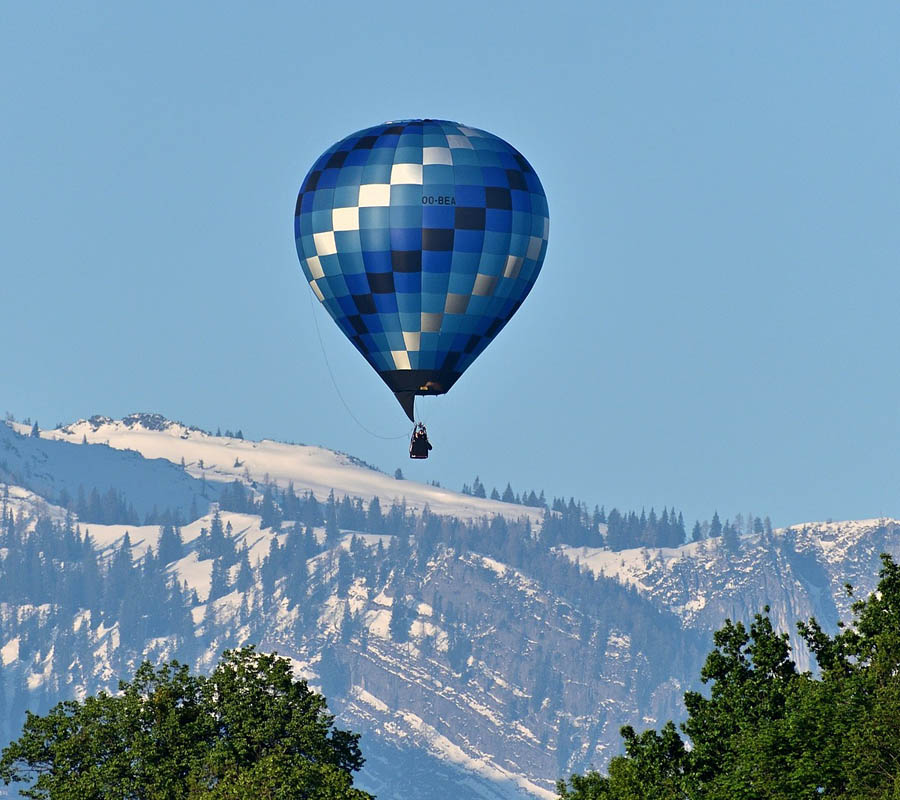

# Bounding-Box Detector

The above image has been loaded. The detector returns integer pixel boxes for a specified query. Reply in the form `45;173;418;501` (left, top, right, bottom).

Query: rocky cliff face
1;417;897;799
249;546;705;799
241;519;900;798
561;518;899;671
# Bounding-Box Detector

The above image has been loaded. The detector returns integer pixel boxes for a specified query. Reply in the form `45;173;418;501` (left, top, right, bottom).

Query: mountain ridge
0;413;897;799
25;414;543;524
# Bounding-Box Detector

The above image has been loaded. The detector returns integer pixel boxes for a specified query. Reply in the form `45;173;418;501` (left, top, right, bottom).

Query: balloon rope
307;289;409;441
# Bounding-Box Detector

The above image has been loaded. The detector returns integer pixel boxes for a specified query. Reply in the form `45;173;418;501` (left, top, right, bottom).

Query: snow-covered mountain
0;417;208;518
0;414;897;799
38;413;543;523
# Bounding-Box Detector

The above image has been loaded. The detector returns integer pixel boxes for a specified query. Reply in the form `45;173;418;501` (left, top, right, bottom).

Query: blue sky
2;2;898;527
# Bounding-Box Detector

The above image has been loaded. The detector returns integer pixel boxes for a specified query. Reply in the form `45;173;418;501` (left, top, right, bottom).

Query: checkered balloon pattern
294;119;548;416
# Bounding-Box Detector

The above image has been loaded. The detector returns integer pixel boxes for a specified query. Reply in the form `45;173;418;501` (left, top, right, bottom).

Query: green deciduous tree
0;646;371;800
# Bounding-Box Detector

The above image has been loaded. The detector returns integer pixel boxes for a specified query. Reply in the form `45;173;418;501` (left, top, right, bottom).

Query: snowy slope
0;484;68;529
40;414;542;522
560;541;706;596
1;420;209;517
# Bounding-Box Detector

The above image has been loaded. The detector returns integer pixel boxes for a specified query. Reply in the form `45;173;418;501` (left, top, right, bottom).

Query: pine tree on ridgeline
722;521;741;554
709;510;723;539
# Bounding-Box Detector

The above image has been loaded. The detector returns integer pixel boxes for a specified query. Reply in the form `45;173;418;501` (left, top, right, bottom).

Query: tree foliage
0;646;372;799
557;553;900;800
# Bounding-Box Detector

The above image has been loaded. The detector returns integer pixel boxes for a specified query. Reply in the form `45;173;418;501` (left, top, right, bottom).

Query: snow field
44;417;544;523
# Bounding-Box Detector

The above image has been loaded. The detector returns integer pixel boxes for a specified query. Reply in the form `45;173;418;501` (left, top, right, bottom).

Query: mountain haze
0;414;896;799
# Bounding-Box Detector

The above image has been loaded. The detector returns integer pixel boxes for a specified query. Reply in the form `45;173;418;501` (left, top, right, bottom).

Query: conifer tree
234;546;254;593
208;557;229;603
691;520;703;542
366;497;383;533
389;594;411;643
260;486;280;530
207;508;230;561
337;550;353;595
325;490;340;544
722;522;740;554
157;524;184;565
104;534;133;621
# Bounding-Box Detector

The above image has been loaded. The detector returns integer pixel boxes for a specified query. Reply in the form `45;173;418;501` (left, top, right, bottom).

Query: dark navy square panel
392;250;422;272
367;271;396;294
455;207;486;230
422;228;455;251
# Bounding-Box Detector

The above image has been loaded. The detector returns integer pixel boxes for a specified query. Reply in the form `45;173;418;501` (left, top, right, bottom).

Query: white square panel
446;135;473;149
313;231;337;257
421;312;442;332
306;255;325;280
423;147;453;165
332;206;359;231
390;163;423;185
444;293;469;314
526;236;542;260
310;280;324;302
543;217;550;239
472;274;498;296
503;255;523;279
402;331;420;351
391;350;411;370
459;126;483;137
358;183;391;207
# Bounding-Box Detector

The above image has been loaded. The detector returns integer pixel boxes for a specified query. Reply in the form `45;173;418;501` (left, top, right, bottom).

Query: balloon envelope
294;119;548;420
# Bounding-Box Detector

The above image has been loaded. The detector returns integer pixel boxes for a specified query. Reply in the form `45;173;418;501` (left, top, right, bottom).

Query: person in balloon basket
409;423;432;459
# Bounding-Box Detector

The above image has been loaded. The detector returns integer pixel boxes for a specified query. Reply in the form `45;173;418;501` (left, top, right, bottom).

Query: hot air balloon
294;119;549;428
